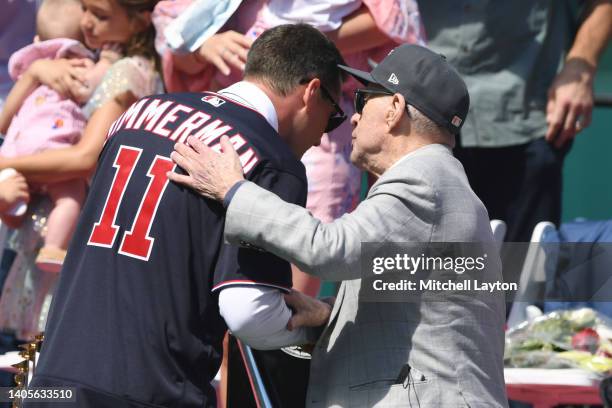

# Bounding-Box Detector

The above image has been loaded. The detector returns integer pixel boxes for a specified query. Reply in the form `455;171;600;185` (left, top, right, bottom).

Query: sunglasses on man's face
300;78;346;133
319;85;347;133
354;88;394;115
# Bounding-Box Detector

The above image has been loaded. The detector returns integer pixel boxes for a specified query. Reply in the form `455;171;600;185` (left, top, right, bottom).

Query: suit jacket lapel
318;281;346;344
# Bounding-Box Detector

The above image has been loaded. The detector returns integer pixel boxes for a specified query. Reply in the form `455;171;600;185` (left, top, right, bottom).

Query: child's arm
0;91;135;183
75;44;124;105
1;55;93;133
325;5;391;55
0;72;39;134
0;172;29;214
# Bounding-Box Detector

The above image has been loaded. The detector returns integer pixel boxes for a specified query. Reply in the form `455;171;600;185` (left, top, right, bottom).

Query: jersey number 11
87;145;176;261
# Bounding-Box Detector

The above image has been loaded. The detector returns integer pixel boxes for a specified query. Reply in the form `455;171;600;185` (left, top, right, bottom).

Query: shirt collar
218;81;279;132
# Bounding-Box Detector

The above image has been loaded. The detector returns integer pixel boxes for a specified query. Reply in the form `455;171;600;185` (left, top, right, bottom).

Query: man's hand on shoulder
168;135;245;201
284;289;334;331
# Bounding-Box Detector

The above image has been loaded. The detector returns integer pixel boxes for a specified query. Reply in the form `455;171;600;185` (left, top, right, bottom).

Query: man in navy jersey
26;24;344;408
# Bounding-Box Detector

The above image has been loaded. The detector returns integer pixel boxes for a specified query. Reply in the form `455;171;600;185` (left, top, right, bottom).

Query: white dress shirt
216;81;313;349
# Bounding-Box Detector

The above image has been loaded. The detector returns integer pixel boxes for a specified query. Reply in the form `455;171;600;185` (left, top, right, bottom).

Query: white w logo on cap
388;73;399;85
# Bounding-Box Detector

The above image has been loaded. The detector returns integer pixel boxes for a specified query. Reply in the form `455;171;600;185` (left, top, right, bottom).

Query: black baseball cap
339;44;469;134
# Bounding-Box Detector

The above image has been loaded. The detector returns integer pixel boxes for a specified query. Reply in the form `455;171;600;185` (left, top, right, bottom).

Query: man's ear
302;78;321;111
386;93;406;131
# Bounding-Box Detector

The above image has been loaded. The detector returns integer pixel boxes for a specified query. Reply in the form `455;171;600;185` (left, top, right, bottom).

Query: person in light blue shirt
419;0;612;242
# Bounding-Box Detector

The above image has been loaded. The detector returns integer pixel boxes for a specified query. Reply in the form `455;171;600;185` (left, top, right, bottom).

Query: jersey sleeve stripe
212;280;291;293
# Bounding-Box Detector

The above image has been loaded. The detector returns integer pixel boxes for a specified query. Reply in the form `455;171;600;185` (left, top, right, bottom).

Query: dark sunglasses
354;88;394;114
300;78;347;133
319;85;347;132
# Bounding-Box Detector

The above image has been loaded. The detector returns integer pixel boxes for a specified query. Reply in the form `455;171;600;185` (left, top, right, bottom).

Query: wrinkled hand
29;58;90;100
284;290;333;331
0;171;29;213
545;58;595;148
195;30;252;75
168;136;245;201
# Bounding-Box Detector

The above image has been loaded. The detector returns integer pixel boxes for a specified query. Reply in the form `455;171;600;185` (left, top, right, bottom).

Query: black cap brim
338;64;377;86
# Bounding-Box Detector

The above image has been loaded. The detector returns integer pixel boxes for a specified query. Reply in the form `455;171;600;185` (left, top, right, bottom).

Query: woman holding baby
0;0;162;341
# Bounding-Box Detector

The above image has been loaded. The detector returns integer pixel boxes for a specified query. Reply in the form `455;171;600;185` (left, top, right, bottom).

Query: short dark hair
245;24;345;96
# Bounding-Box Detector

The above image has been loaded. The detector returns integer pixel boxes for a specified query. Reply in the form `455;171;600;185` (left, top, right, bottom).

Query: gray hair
406;104;452;139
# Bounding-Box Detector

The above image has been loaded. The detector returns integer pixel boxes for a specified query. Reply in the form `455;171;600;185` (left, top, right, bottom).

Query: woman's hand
28;58;91;99
195;30;252;75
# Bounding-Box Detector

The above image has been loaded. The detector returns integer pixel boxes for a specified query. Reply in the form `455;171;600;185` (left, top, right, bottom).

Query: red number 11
88;146;175;261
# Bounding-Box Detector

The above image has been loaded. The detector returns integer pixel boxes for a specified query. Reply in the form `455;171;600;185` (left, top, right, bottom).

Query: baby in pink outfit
0;0;122;272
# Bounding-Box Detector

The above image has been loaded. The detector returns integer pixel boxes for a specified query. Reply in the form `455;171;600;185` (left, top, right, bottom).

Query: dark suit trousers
454;137;570;242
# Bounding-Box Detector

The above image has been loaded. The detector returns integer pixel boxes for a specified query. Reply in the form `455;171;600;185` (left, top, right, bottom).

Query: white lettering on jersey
170;111;211;143
152;104;194;138
194;120;233;145
132;99;174;131
116;98;261;174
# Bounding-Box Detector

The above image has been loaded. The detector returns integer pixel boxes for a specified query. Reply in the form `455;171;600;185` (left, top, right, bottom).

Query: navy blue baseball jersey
30;92;307;407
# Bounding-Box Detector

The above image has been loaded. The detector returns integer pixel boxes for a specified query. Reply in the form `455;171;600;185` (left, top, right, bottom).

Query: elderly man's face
349;89;392;171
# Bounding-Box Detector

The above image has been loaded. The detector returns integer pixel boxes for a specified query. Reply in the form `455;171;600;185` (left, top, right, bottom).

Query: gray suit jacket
225;144;508;407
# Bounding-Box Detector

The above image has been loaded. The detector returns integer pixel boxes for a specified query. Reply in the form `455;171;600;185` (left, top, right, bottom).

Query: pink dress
153;0;425;222
0;39;93;158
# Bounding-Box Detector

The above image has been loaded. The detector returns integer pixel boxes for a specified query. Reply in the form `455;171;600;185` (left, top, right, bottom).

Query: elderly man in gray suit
169;45;508;407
